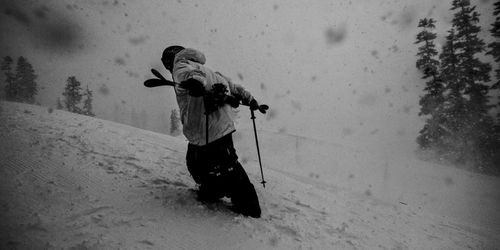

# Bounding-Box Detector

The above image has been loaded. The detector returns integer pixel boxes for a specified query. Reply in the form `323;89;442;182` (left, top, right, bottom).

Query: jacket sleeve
173;59;207;90
216;72;254;105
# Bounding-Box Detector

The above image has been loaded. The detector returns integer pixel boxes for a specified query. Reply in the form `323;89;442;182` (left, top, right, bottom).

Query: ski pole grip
243;102;268;114
257;104;269;114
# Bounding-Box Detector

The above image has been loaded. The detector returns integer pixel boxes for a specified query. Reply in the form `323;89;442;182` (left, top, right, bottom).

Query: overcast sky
0;0;496;155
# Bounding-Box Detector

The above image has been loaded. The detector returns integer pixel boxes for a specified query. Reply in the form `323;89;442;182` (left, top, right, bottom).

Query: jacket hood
174;48;206;65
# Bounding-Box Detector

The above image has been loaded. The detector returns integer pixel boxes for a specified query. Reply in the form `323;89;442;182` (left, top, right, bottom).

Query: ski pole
250;108;266;188
205;111;209;145
204;99;210;146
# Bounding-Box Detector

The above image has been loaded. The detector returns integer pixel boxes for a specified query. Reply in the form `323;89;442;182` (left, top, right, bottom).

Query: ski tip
151;68;164;80
144;79;163;88
144;79;175;88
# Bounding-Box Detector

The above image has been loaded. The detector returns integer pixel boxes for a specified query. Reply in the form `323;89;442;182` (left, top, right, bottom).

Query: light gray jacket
172;48;254;146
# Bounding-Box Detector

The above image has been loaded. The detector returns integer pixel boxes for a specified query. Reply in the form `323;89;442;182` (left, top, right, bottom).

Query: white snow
0;101;499;249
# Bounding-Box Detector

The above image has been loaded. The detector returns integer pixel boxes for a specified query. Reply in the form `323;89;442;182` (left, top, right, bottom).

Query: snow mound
0;101;498;249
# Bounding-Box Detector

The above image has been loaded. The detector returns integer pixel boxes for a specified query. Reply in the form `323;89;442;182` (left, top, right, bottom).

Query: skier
161;45;264;218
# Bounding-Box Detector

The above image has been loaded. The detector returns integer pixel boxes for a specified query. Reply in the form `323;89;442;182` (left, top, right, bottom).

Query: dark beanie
162;45;185;62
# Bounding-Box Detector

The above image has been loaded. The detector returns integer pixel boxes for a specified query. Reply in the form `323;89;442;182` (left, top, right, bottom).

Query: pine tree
170;109;181;136
486;0;500;170
486;0;500;124
62;76;83;114
415;18;446;148
439;28;467;137
2;56;16;101
452;0;492;115
82;85;95;117
3;56;38;103
14;56;38;104
447;0;493;166
56;97;64;110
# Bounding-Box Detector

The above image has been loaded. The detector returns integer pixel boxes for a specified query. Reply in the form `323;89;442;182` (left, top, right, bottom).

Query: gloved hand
179;78;205;97
249;99;260;111
249;99;268;114
224;95;240;108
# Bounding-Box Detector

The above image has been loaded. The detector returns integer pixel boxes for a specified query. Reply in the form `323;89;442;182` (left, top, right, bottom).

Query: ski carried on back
144;69;177;87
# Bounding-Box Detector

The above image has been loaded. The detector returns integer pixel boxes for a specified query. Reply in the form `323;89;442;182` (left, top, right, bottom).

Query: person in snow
161;45;263;218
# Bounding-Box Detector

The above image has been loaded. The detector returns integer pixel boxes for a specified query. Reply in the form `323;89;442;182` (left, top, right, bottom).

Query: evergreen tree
486;0;500;170
82;85;95;117
1;56;16;100
170;109;181;136
3;56;38;103
452;0;492;119
56;97;64;110
439;28;467;139
445;0;494;167
62;76;83;114
486;0;500;124
415;18;446;148
14;56;38;104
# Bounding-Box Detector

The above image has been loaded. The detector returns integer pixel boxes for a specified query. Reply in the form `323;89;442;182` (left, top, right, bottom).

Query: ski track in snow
0;101;499;249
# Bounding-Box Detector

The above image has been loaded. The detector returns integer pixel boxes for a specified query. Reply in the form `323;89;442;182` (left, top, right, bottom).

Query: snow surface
0;101;499;249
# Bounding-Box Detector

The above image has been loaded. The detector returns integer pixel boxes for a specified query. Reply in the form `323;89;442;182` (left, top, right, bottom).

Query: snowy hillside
0;101;499;249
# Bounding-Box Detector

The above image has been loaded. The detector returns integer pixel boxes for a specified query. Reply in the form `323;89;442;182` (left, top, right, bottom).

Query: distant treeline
1;56;95;117
1;55;183;136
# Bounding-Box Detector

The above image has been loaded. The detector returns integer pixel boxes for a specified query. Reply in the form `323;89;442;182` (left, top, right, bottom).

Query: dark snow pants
186;133;261;218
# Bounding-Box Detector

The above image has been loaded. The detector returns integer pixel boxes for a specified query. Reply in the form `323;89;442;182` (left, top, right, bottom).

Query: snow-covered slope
0;101;499;249
233;128;500;237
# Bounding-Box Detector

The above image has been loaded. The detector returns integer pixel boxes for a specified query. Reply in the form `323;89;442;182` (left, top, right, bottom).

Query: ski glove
249;99;269;114
224;95;240;108
249;99;260;111
179;78;206;97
